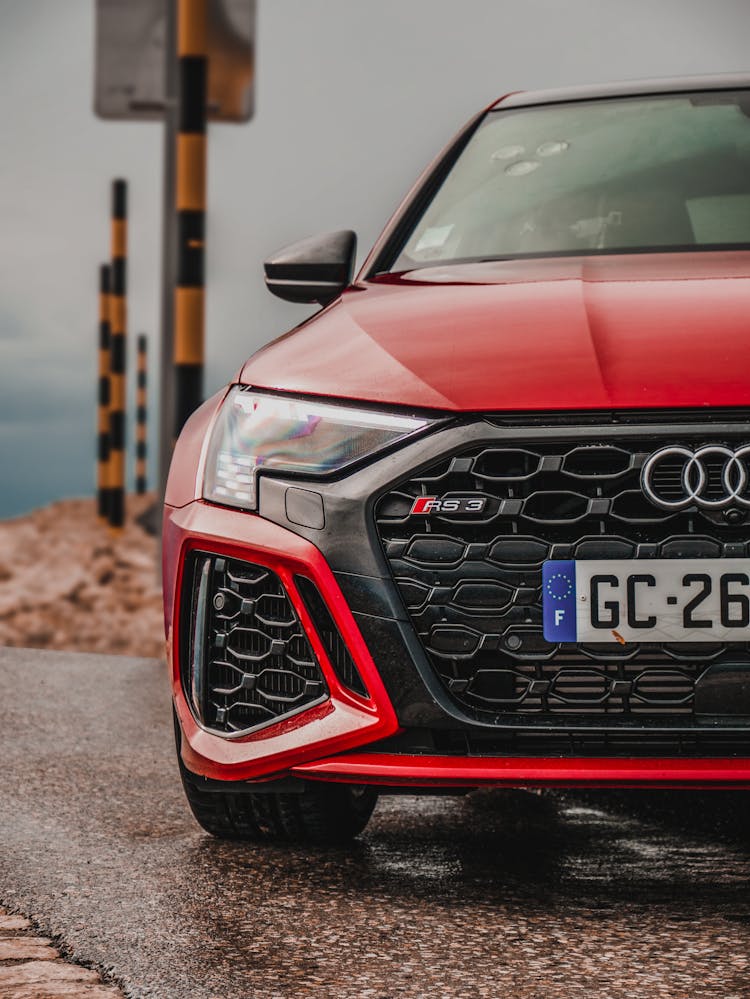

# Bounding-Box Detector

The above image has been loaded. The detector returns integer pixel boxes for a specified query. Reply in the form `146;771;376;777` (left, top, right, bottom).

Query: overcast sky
2;0;750;518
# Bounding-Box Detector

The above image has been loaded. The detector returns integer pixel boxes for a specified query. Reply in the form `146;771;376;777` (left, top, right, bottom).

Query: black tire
174;713;378;844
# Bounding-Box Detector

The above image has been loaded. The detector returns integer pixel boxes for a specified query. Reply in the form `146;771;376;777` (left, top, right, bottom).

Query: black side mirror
264;230;357;306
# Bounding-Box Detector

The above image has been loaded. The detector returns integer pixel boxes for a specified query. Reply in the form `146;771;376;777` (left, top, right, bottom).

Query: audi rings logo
641;445;750;510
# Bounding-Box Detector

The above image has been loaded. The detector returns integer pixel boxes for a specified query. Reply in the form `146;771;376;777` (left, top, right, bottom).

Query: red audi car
164;74;750;843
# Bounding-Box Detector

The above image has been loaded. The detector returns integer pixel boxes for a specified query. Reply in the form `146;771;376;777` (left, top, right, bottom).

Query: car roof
493;73;750;109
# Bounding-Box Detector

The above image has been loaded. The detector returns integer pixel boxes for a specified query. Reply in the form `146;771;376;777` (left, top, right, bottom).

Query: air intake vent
295;575;369;698
182;553;327;736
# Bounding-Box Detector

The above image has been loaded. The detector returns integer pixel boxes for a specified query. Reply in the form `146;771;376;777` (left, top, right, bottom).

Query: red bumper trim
164;501;400;781
291;753;750;788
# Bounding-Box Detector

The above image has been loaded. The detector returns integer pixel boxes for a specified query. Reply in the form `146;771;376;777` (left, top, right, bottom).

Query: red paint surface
241;252;750;412
292;753;750;789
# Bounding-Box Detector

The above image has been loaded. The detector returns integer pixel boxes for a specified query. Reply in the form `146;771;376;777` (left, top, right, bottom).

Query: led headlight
203;387;434;510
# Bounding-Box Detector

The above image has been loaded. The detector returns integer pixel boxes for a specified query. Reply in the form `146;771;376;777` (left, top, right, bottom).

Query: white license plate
542;558;750;644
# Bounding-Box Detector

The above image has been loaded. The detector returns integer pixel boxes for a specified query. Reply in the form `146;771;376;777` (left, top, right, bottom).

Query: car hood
240;252;750;412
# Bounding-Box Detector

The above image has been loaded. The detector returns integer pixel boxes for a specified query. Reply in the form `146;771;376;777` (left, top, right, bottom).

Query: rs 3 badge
410;496;488;515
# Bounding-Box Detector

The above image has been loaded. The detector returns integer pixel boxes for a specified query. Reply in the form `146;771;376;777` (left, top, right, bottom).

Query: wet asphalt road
2;648;750;998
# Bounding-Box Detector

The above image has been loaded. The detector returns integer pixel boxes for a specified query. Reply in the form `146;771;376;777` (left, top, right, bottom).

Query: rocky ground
0;496;164;659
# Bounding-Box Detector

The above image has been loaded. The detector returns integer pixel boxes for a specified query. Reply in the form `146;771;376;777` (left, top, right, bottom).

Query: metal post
158;0;179;502
136;334;148;493
97;264;112;520
174;0;207;437
108;178;127;530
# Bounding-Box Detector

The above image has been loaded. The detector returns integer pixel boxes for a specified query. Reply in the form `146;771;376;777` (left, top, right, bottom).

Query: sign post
97;264;112;520
158;0;179;506
94;0;255;503
108;179;128;530
174;0;208;438
136;334;149;493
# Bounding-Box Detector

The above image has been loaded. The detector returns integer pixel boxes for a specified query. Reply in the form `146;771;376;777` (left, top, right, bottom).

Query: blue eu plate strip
542;560;577;642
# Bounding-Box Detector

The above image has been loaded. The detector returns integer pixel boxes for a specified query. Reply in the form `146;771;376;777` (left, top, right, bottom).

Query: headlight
203;387;434;510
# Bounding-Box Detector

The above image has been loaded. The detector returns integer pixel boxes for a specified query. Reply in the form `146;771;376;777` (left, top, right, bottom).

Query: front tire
175;715;377;844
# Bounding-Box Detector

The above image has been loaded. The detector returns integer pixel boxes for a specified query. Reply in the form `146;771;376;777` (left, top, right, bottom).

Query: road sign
94;0;255;122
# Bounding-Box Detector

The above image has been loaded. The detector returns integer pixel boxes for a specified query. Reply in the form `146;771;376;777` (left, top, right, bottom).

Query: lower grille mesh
182;554;327;735
375;727;750;759
295;575;369;698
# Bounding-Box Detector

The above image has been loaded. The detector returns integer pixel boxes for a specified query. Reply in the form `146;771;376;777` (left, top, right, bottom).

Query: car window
390;91;750;269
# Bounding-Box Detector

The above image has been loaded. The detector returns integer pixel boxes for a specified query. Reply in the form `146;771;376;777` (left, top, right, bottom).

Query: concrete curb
0;908;123;998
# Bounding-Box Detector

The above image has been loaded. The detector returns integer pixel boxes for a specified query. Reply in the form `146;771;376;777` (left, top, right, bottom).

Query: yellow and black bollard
136;334;148;494
97;264;111;521
174;0;207;437
108;178;127;530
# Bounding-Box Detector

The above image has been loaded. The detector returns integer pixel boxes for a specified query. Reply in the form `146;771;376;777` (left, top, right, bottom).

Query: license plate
542;558;750;644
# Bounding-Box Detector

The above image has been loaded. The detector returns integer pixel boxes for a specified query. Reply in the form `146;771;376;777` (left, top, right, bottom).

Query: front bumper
165;496;750;790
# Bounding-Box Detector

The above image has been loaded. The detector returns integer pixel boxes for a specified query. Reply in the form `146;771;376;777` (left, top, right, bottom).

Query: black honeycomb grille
294;575;369;698
375;432;750;725
183;554;327;735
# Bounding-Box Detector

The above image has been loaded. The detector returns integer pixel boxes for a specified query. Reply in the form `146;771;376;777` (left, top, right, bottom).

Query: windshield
389;90;750;270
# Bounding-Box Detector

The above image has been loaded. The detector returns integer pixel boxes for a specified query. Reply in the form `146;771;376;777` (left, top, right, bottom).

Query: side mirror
264;230;357;306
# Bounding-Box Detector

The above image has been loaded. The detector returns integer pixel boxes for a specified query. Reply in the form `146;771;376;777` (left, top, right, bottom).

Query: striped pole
174;0;207;438
97;264;111;520
109;178;127;529
136;334;148;494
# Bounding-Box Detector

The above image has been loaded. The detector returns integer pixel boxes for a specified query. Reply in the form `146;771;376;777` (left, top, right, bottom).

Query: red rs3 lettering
410;496;487;515
411;496;439;514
